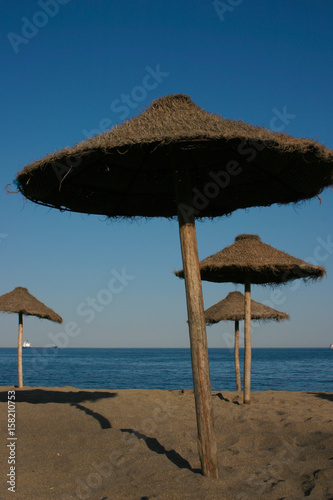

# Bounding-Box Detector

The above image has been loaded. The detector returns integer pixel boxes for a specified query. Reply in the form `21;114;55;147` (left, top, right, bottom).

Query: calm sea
0;348;332;392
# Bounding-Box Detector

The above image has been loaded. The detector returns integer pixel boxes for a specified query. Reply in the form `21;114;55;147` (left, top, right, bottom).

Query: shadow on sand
214;392;240;405
0;389;116;429
307;392;333;402
72;402;112;429
0;388;117;404
121;428;201;474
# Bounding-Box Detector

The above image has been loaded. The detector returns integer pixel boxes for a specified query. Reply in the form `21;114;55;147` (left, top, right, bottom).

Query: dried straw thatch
175;234;326;284
0;287;62;389
13;94;333;478
15;94;333;218
176;234;324;405
0;287;62;323
205;291;289;392
205;291;289;324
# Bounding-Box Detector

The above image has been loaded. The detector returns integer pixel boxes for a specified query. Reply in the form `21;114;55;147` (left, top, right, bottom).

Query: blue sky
1;0;332;348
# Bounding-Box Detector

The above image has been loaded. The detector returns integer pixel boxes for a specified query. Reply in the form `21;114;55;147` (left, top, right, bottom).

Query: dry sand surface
0;387;332;500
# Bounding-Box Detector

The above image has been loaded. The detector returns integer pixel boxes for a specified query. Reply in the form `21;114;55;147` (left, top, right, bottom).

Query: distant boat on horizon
22;340;58;349
330;344;333;349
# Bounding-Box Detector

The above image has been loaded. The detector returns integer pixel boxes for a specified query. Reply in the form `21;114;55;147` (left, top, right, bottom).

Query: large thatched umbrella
177;234;325;404
14;94;333;478
0;287;62;388
205;291;289;392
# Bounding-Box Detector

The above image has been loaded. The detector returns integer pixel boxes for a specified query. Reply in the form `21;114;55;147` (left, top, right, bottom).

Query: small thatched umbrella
176;234;325;404
0;287;62;388
205;291;289;391
14;94;333;478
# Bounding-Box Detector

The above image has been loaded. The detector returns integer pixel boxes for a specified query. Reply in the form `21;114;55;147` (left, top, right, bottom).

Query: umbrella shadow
0;388;117;404
307;392;333;402
0;389;116;429
71;403;112;429
120;428;201;474
214;393;230;402
214;392;240;405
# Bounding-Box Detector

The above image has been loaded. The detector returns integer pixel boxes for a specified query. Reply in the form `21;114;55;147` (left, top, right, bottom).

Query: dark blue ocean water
0;348;332;392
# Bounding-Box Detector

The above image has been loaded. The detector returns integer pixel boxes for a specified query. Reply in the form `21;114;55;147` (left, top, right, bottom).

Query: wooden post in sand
243;278;251;404
18;312;23;388
234;320;241;392
174;165;219;479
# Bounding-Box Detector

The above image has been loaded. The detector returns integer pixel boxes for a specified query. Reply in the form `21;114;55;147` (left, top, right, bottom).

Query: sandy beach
0;387;332;499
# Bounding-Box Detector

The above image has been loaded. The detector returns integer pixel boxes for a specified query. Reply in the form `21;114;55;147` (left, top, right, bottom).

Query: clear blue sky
1;0;332;348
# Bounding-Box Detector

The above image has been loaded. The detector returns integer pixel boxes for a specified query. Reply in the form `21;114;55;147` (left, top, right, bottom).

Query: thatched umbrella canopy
205;291;289;391
0;287;62;388
14;94;333;478
190;234;326;285
205;291;289;323
14;94;333;217
176;233;325;404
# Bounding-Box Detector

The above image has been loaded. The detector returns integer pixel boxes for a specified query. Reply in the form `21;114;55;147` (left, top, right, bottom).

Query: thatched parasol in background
0;287;62;388
14;94;333;478
177;234;325;404
205;291;289;391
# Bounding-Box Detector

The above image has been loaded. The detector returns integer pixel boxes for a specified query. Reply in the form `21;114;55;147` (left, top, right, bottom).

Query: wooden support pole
174;165;219;479
18;312;23;388
234;320;241;392
243;279;251;404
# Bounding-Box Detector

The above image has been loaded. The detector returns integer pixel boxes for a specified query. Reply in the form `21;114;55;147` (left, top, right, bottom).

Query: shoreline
1;384;333;393
1;346;331;348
